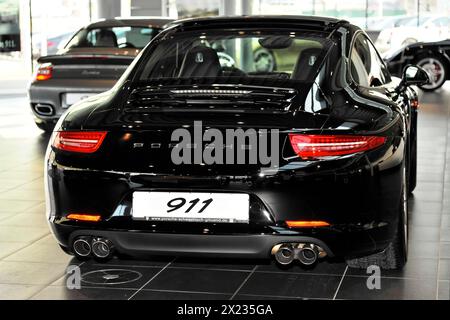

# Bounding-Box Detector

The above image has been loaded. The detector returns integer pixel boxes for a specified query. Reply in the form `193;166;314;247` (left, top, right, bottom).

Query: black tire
35;120;55;133
415;54;448;91
346;165;408;270
408;136;417;193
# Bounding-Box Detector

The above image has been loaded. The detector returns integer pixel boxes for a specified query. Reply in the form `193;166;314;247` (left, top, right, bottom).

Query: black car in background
45;16;429;270
28;17;173;132
385;39;450;91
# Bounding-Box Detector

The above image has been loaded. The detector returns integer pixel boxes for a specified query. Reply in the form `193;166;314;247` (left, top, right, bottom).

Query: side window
304;68;328;113
350;36;370;86
431;17;448;27
350;34;391;87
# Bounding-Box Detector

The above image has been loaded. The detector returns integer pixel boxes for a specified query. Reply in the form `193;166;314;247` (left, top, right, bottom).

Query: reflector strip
286;220;330;228
67;214;101;222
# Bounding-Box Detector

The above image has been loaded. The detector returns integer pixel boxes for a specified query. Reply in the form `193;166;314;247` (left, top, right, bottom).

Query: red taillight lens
289;134;386;159
53;131;107;153
35;63;53;81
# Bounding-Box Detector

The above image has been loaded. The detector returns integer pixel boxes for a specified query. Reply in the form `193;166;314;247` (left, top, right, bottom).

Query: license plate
132;192;249;223
64;93;96;107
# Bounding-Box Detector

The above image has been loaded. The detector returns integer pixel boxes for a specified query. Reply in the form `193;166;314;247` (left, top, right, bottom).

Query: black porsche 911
384;39;450;91
45;16;429;270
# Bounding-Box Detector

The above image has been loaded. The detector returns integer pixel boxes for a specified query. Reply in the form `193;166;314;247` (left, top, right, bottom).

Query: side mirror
403;65;430;86
397;65;430;92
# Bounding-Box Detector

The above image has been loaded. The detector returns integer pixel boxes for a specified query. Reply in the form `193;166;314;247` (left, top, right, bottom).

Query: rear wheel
253;48;276;72
346;165;408;270
416;55;447;91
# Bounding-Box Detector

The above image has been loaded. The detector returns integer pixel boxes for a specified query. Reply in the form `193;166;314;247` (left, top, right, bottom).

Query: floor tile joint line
332;265;348;300
229;265;257;300
127;258;175;300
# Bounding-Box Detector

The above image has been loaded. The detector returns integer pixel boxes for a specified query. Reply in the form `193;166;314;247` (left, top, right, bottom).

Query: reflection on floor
0;84;449;300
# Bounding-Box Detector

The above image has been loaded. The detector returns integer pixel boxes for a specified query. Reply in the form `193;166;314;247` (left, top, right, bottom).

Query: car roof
87;17;174;29
168;15;348;31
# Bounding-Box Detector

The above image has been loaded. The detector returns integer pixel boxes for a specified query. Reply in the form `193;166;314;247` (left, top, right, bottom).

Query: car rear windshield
65;26;157;49
138;30;333;85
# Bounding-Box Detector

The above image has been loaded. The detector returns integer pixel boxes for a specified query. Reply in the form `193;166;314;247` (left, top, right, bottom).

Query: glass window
404;16;431;27
432;17;449;27
139;31;333;85
66;27;156;49
350;34;390;87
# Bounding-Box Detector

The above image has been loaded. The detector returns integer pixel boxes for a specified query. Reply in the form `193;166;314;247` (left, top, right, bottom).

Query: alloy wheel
417;57;446;90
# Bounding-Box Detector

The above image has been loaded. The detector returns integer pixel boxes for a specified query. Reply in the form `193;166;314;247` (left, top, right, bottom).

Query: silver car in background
28;17;173;132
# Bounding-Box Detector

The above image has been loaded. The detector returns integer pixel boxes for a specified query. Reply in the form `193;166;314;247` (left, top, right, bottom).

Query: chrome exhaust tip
273;243;296;265
272;242;325;266
73;237;92;257
297;245;319;266
91;237;114;259
34;104;54;116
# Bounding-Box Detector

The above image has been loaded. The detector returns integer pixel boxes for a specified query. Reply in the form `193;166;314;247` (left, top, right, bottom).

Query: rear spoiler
38;54;136;65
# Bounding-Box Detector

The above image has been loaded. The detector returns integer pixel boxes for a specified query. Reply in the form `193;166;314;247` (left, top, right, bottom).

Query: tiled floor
0;81;449;300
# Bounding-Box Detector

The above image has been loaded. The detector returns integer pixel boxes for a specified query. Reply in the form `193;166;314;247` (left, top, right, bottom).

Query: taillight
288;134;386;159
53;131;107;153
35;63;53;81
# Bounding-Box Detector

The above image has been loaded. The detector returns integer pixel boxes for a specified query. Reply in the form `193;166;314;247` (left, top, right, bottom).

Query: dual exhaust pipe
272;243;326;266
72;236;114;259
73;237;324;265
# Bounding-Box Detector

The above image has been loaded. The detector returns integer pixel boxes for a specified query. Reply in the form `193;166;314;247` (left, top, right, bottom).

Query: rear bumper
28;79;116;121
51;224;335;259
46;166;401;260
46;133;404;261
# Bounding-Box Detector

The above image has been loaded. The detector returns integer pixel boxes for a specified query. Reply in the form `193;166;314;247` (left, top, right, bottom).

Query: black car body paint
45;16;420;268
